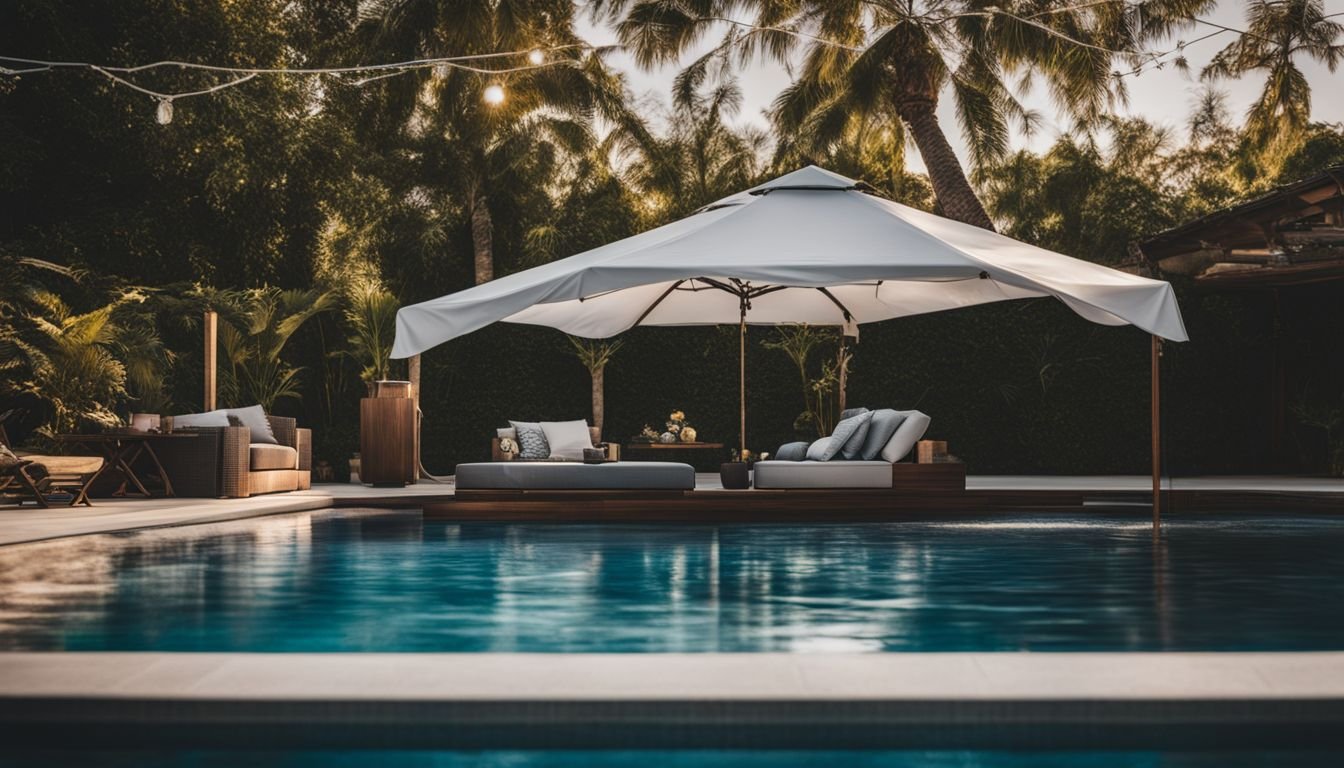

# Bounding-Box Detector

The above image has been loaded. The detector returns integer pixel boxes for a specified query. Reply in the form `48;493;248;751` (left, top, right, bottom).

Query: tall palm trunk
470;194;494;285
591;363;606;437
898;99;996;231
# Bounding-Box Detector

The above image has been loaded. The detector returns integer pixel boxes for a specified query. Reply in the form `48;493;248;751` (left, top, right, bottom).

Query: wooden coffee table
623;442;726;471
53;432;199;498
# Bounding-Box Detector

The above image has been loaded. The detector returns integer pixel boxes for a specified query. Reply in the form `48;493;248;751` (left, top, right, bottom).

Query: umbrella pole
739;299;747;459
1151;335;1162;533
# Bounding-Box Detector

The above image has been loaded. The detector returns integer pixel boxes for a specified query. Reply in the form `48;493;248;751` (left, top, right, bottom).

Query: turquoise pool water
2;750;1342;767
1;509;1342;652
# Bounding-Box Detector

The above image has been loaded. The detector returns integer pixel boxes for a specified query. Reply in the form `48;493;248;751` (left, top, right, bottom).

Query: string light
0;44;583;124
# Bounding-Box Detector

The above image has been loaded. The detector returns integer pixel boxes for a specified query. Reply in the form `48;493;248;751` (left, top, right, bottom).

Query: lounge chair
0;424;105;508
155;409;311;498
753;409;932;489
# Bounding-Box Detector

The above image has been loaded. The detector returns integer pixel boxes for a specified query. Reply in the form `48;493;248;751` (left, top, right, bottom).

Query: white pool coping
2;651;1342;701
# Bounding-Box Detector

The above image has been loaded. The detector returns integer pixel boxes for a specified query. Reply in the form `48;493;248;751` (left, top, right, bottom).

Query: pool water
2;750;1341;767
2;509;1342;652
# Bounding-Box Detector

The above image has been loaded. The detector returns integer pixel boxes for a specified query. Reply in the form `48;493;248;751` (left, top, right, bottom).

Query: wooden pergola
1132;164;1344;473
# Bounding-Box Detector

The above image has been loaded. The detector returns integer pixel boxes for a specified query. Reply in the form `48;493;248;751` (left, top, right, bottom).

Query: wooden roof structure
1134;165;1344;290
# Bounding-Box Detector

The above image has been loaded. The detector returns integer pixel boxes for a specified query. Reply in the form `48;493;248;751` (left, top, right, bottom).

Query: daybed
754;409;932;490
456;461;695;491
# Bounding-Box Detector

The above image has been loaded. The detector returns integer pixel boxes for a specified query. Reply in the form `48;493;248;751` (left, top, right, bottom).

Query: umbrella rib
631;280;686;327
816;287;854;322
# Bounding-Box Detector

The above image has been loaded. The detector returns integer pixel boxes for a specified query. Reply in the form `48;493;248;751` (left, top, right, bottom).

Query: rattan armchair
157;415;311;498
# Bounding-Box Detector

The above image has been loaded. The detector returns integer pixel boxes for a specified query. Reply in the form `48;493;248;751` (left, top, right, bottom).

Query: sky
577;1;1344;173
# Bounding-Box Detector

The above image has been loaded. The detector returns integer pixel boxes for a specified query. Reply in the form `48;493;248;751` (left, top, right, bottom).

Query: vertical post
409;353;422;483
1151;335;1162;532
203;310;217;411
739;299;747;459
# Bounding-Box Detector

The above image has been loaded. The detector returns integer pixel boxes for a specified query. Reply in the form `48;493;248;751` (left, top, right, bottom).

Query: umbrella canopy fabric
391;166;1187;358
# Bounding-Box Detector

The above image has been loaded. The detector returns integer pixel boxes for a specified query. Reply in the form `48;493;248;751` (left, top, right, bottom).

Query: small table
54;432;199;498
624;442;726;472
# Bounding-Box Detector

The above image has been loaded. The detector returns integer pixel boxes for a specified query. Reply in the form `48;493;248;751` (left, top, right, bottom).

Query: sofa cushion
249;443;298;471
227;405;277;445
456;461;694;490
804;437;834;461
496;427;518;440
860;409;907;461
754;460;893;489
839;407;870;420
540;420;594;461
509;421;550;459
774;441;810;461
835;410;874;459
881;410;931;462
174;409;231;429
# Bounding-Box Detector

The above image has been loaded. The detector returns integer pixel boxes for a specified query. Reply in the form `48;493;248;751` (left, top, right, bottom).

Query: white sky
578;1;1344;173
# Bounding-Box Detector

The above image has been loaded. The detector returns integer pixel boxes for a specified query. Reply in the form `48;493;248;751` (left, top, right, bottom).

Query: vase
659;432;676;444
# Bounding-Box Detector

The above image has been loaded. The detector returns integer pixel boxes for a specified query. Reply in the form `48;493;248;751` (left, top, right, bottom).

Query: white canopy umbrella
393;166;1187;520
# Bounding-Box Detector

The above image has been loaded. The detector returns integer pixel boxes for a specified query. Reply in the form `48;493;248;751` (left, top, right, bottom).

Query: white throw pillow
880;411;931;462
496;427;518;440
539;420;594;461
226;405;277;445
173;409;230;429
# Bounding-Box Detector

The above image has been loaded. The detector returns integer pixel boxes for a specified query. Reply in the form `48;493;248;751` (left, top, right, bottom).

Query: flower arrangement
633;410;699;443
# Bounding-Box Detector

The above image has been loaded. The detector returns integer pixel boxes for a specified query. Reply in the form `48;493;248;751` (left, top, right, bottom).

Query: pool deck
1;652;1341;749
1;475;1343;546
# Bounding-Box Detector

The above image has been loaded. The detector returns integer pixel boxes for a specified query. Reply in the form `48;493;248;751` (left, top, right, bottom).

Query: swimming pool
1;509;1341;652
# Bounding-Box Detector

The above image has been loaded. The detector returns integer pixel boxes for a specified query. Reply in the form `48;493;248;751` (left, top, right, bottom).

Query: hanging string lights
0;44;583;124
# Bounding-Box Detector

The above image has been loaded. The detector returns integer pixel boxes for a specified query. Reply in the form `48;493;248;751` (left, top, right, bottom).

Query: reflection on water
0;510;1342;652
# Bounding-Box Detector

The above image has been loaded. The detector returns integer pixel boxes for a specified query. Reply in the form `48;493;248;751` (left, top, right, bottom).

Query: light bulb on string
482;83;505;106
155;97;174;125
528;49;545;66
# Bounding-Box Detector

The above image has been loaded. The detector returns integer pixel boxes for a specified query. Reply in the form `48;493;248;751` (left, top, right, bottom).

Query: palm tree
212;287;338;410
624;75;768;218
567;336;623;437
356;0;643;284
1202;0;1344;166
344;280;401;389
594;0;1212;230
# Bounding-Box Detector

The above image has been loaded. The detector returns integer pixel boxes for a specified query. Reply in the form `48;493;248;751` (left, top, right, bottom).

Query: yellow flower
670;410;685;422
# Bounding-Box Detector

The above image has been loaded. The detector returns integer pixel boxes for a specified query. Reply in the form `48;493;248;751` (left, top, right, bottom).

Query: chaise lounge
156;406;311;498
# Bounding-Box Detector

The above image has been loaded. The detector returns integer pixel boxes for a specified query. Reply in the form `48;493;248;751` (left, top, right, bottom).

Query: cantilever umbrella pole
739;297;747;459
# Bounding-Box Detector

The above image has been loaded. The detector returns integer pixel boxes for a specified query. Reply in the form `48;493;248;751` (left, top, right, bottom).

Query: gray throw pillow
804;437;835;462
173;409;231;429
774;441;810;461
836;410;874;459
839;407;870;421
861;409;908;461
226;405;276;445
509;420;550;459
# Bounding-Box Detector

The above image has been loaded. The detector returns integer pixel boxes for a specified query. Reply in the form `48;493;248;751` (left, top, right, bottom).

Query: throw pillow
509;421;550;460
173;409;231;429
860;409;908;461
835;410;874;459
839;407;870;421
226;405;277;445
804;437;835;462
880;410;931;462
496;427;518;440
774;441;810;461
540;420;594;461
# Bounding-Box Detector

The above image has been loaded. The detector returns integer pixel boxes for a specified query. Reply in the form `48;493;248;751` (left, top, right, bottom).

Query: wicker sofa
157;414;311;498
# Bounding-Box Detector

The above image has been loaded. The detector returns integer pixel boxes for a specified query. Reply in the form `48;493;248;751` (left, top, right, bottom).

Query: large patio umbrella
392;167;1187;516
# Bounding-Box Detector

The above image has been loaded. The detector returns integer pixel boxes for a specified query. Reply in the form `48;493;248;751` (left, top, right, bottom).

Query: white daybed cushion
881;410;931;462
754;460;893;489
539;420;594;461
455;461;694;490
